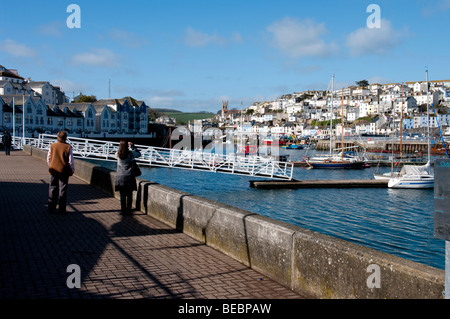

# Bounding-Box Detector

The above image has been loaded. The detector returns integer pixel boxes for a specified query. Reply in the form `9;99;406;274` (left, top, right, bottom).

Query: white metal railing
24;134;293;180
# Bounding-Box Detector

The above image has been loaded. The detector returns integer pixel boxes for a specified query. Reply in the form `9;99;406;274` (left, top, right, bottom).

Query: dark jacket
114;150;140;192
2;132;12;146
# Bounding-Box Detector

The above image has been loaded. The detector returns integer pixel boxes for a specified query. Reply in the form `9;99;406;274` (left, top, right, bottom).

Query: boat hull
373;173;400;180
307;160;367;169
387;177;434;189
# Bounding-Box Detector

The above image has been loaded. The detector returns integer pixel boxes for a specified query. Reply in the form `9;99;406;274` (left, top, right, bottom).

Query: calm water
92;148;445;270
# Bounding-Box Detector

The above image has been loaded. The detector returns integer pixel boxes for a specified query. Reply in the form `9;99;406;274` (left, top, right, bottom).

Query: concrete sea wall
25;145;445;299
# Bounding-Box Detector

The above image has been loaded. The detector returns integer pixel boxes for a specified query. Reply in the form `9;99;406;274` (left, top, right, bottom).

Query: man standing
2;130;12;155
47;131;74;214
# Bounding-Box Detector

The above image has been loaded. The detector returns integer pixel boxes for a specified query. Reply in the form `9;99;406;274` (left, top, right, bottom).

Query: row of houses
215;79;450;138
215;111;450;138
0;94;150;136
0;65;67;105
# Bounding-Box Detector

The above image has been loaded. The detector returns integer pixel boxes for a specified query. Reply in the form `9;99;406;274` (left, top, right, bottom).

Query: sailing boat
306;75;367;169
374;82;405;180
387;71;434;188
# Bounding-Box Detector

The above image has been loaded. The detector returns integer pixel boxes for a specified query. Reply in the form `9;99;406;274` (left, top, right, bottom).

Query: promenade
0;150;304;300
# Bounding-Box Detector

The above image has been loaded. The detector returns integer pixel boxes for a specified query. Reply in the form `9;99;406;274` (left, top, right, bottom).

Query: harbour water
92;148;446;270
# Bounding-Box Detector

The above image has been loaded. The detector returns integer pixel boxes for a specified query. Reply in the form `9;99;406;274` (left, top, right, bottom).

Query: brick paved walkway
0;151;304;299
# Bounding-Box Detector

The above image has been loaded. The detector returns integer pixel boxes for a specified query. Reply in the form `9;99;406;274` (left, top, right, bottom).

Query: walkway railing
15;134;293;180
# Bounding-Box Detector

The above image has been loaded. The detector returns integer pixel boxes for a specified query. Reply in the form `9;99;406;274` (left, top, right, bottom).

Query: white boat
374;171;400;180
387;162;434;188
387;71;434;189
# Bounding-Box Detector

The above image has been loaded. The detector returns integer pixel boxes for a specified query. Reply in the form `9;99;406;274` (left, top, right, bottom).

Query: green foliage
355;80;369;87
74;94;97;103
311;119;341;127
161;111;215;125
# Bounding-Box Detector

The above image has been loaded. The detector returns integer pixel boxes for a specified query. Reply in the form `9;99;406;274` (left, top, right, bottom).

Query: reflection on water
90;149;445;269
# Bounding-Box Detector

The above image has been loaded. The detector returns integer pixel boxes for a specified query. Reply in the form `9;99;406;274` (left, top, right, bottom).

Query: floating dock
249;179;389;189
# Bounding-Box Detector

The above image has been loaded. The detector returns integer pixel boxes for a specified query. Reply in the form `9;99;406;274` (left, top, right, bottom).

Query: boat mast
426;69;431;162
400;82;403;159
341;88;344;160
330;75;334;155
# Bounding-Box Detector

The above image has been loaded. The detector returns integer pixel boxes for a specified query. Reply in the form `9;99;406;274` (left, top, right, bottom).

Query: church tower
221;100;228;118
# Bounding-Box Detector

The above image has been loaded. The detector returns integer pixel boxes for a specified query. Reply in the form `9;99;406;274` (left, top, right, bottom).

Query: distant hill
153;108;183;113
154;108;216;125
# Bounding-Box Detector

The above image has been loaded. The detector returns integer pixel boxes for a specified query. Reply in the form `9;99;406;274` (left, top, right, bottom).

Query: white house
414;91;439;106
26;81;58;105
0;81;14;95
347;107;360;122
393;96;418;115
286;104;303;114
0;65;24;84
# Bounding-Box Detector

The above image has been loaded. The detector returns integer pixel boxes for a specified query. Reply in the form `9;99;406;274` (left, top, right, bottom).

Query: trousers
119;190;133;215
48;174;69;214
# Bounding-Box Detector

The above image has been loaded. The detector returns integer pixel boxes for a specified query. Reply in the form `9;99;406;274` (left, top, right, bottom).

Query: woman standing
115;140;141;215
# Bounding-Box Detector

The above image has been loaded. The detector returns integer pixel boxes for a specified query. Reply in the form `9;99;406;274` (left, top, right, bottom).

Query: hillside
154;108;216;124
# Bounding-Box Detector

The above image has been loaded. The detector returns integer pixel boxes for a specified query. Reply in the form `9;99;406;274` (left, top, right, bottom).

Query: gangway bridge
13;134;293;180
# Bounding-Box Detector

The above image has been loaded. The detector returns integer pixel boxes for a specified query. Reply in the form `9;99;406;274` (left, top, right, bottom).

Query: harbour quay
249;179;388;189
1;147;445;299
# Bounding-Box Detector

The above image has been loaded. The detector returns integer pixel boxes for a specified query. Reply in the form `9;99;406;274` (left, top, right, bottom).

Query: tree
75;94;97;103
356;80;369;88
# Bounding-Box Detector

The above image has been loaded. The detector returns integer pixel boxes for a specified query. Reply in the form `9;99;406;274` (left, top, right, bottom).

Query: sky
1;0;450;113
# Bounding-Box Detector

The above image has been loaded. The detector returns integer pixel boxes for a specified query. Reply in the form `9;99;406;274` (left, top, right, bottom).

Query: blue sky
1;0;449;112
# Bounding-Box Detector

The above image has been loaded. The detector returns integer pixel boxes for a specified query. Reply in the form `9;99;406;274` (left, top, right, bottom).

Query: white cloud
51;79;89;95
367;76;393;85
38;22;64;38
422;0;450;16
184;27;242;47
346;19;406;56
266;17;338;58
70;49;120;68
0;39;36;57
108;28;149;48
185;27;226;47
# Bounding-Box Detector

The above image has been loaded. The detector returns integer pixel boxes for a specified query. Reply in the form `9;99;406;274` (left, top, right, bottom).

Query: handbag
131;160;141;177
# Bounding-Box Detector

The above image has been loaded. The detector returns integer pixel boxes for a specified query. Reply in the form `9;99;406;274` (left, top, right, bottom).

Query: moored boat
387;162;434;188
305;151;368;169
387;71;434;189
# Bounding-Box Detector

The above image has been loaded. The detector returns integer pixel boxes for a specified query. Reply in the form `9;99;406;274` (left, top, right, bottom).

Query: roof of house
0;68;24;80
26;81;51;88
